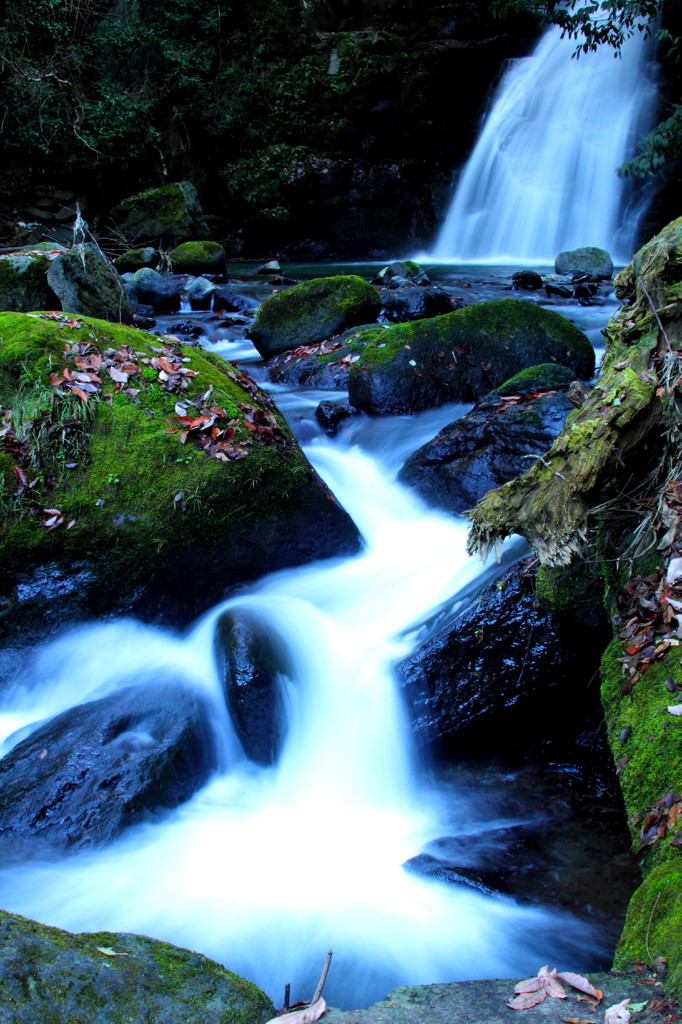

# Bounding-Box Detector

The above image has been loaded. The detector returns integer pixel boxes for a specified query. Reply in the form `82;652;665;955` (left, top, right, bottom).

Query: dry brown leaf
514;976;545;994
263;996;326;1024
557;972;603;1002
604;999;631;1024
508;990;548;1010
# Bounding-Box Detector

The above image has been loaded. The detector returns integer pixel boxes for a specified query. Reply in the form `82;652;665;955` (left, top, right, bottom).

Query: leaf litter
508;966;603;1011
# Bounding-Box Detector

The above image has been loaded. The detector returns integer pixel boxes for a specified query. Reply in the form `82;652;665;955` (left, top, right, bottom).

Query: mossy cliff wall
467;216;682;998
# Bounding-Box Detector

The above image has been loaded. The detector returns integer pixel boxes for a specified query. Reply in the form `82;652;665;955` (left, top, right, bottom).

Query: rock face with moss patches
347;299;594;415
168;240;227;275
249;275;381;357
0;312;359;627
466;216;682;1000
0;248;60;312
555;246;613;279
399;364;584;513
47;243;132;322
108;182;209;248
0;910;275;1024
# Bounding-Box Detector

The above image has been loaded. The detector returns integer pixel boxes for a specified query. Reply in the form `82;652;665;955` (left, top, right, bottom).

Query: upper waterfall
429;24;657;264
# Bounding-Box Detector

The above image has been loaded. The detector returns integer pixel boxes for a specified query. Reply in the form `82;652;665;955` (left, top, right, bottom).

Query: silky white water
430;24;657;264
0;437;601;1008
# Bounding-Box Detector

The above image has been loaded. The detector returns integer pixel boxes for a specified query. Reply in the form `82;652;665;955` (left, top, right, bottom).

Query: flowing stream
430;24;657;264
0;408;608;1008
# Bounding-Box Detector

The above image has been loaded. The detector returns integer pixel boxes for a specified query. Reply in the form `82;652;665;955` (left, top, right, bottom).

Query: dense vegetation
0;0;678;251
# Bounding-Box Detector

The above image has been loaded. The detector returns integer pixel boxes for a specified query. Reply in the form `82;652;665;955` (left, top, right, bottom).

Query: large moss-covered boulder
347;299;594;415
398;364;582;513
114;247;159;273
249;275;381;357
0;910;275;1023
555;246;613;279
0;312;359;625
0;247;61;312
169;240;226;275
47;243;132;322
108;182;209;248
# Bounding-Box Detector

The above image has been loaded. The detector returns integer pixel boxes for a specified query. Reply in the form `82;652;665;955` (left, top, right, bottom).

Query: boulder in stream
0;682;215;849
0;313;360;629
250;274;381;357
554;246;613;279
347;298;594;415
399;364;585;513
0;909;275;1023
168;240;227;275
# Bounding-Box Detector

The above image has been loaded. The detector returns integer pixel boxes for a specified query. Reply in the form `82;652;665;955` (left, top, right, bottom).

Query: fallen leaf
71;387;89;403
95;946;130;957
604;999;631;1024
263;997;326;1024
667;704;682;716
508;990;548;1010
557;972;603;1002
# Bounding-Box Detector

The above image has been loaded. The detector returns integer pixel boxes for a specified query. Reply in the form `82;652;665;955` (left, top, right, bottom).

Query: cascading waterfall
0;435;605;1008
430;24;657;264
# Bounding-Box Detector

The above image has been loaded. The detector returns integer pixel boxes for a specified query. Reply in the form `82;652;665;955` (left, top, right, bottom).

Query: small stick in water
310;951;333;1005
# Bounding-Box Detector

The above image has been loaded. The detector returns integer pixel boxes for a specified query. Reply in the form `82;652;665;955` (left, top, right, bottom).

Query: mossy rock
108;182;210;248
555;246;613;280
0;909;274;1024
249;275;381;357
601;639;682;998
168;241;226;275
0;312;359;624
47;243;132;323
491;363;575;396
0;251;60;313
114;247;159;273
348;299;594;415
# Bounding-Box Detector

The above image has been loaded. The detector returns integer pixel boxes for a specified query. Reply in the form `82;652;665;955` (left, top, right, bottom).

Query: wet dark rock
545;283;572;298
0;910;275;1024
399;364;582;514
380;284;456;322
315;399;359;435
167;319;204;338
396;558;609;757
184;275;216;309
212;286;258;314
217;610;293;765
130;268;191;312
512;270;543;290
0;682;217;849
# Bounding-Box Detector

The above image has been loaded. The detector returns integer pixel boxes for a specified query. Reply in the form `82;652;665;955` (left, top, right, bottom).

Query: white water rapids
431;23;657;264
0;426;604;1008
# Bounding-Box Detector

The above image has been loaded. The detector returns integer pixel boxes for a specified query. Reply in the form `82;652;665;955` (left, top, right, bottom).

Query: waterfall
0;436;604;1009
430;24;657;264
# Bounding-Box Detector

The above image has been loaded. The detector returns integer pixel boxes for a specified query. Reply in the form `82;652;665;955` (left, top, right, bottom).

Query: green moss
492;363;575;396
168;241;226;273
535;561;605;625
0;311;323;598
250;274;381;356
0;254;56;313
614;860;682;999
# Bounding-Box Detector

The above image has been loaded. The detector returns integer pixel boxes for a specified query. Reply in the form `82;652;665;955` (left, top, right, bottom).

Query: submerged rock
0;683;215;849
380;284;455;322
0;313;360;626
0;910;275;1023
554;246;613;279
47;243;132;322
250;275;381;357
347;298;594;415
108;181;209;248
399;364;582;513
